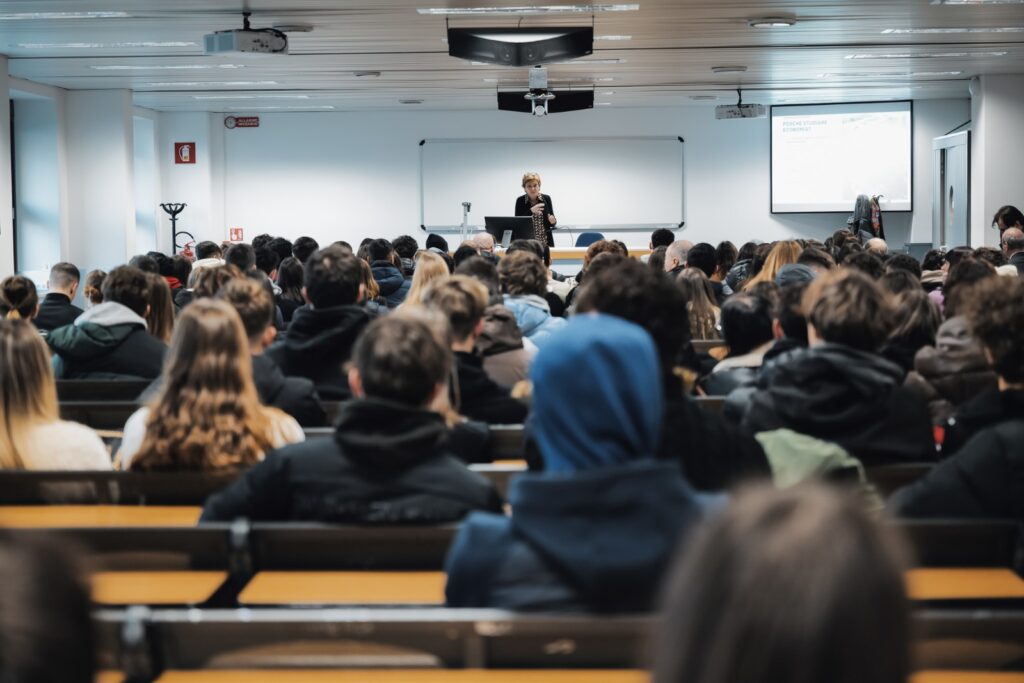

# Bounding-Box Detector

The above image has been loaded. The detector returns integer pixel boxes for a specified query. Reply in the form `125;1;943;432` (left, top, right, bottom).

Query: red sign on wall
229;228;244;242
224;116;260;129
174;142;196;164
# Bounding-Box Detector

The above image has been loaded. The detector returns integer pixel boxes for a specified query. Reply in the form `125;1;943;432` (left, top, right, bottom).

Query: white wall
12;97;60;283
970;75;1024;248
133;113;159;254
159;98;970;250
0;58;14;279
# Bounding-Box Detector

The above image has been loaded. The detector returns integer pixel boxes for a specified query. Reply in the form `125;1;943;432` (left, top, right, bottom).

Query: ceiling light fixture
224;105;336;110
400;99;424;104
594;34;632;40
0;11;129;20
930;0;1024;4
91;64;245;70
845;51;1008;59
192;94;311;100
712;65;748;73
690;95;718;100
748;17;796;28
354;71;382;77
419;4;638;15
17;41;196;48
817;70;964;77
883;27;1024;34
143;80;278;87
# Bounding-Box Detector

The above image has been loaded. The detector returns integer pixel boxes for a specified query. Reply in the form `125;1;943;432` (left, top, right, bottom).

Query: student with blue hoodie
444;314;702;613
497;251;566;347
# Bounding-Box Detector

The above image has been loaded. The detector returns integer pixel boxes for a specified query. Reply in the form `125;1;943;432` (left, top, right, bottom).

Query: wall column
970;74;1024;247
0;58;14;278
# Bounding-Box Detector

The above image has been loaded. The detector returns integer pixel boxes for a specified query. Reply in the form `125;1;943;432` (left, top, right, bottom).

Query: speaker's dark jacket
514;193;556;247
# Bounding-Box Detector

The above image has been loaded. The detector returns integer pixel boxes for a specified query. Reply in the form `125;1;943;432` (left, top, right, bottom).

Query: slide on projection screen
771;101;912;213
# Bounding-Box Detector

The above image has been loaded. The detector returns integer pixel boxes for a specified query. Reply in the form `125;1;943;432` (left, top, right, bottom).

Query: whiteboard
419;136;684;230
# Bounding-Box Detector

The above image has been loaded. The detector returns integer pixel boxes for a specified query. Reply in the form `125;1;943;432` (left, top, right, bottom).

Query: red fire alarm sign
174;142;196;164
229;228;244;242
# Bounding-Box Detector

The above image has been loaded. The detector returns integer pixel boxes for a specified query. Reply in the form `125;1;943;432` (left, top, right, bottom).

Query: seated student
880;289;940;375
702;293;775;396
393;234;420;277
48;266;167;380
0;534;97;683
213;279;327;426
741;269;934;466
455;256;536;387
169;253;192;291
575;260;769;492
504;239;568;315
356;258;389;316
0;275;39;322
34;263;84;334
686;242;726;305
266;247;372;400
422;276;529;424
399;251;449;309
121;299;303;470
891;279;1024;520
274;256;306;323
0;319;110;470
653;485;910;683
367;239;411;308
202;316;502;522
144;272;175;344
82;269;106;309
498;251;567;346
292;236;320;264
445;314;703;612
677;268;721;341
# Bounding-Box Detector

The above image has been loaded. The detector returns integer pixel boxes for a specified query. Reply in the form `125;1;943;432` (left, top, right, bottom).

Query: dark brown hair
83;270;106;305
101;266;150;316
0;276;39;321
803;269;893;352
352;315;451;407
653;484;910;683
498;251;548;297
217;277;274;340
967;276;1024;383
192;264;244;300
144;273;175;344
943;256;996;319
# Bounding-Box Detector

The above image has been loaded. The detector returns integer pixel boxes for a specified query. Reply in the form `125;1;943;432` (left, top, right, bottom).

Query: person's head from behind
357;258;381;302
921;249;945;272
885;253;922;279
774;282;809;345
455;255;501;301
128;253;159;274
133;299;272;470
1000;227;1024;257
943;256;996;318
170;255;192;287
348;316;451;409
866;237;888;255
292;236;320;264
254;246;281;278
403;251;451;308
191;264;244;300
217;278;276;352
737;241;758;263
531;314;661;473
498;251;547;298
993;204;1024;233
889;289;941;353
715;241;738;279
967;276;1024;387
251;233;273;250
803;269;893;352
797;247;835;274
677;268;719;340
943;245;973;271
653;484;909;683
421;275;489;348
586;252;627;281
144;273;174;344
0;319;59;467
83;270;106;308
842;250;885;279
720;294;773;356
367;238;396;264
276;256;305;301
576;260;690;379
266;237;294;263
195;240;222;261
224;243;256;273
746;240;801;288
393;235;420;260
47;262;81;298
880;269;922;296
650;228;675;250
973;246;1006;268
686;243;717;279
664;240;691;273
101;266;151;317
648;246;667;272
453;243;480;269
304;246;364;308
467;232;495;254
0;534;95;683
506;238;544;260
0;276;39;321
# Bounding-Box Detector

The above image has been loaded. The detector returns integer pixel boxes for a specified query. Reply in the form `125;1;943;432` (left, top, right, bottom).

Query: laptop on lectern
484;216;535;248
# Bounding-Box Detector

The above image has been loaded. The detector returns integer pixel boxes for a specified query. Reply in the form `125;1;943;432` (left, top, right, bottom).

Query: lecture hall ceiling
2;0;1022;111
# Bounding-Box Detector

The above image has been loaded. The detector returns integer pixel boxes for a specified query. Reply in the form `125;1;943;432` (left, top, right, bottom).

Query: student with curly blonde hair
119;299;303;470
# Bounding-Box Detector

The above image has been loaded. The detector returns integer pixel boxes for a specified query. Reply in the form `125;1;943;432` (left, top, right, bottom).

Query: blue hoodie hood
530;313;662;474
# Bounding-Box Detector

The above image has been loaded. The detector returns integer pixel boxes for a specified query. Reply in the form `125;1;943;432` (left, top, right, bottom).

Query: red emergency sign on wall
229;228;244;242
174;142;196;164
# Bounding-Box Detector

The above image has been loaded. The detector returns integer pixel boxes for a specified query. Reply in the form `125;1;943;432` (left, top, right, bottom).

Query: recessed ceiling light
92;64;245;70
418;4;639;15
595;102;612;105
400;99;424;104
354;71;382;77
817;70;964;77
601;90;615;94
748;17;796;28
883;27;1024;34
712;65;748;73
143;81;278;87
224;106;336;110
17;41;196;48
594;34;632;40
193;94;311;100
570;58;625;65
690;95;718;100
845;51;1008;59
0;11;129;20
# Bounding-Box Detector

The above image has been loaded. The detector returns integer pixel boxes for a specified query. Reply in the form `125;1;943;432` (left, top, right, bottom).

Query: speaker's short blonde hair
521;172;541;188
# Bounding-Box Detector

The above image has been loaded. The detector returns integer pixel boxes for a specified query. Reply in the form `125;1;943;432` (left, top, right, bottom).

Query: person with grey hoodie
47;266;167;380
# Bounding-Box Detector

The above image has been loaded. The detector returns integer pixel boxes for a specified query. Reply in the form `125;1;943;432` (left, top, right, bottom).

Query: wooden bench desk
154;671;649;683
92;571;227;605
908;569;1024;601
912;674;1024;683
0;505;202;528
238;571;447;606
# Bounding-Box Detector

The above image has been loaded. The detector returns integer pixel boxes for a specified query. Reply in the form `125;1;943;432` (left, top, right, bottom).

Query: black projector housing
498;89;594;114
447;26;593;66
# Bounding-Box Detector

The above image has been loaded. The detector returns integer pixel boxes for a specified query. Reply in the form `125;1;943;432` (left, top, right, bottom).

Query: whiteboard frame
418;135;686;233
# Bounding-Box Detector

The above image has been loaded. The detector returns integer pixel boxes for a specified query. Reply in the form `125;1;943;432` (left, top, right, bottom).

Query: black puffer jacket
940;388;1024;456
742;343;935;466
265;304;371;400
201;398;503;523
889;416;1024;520
370;261;411;308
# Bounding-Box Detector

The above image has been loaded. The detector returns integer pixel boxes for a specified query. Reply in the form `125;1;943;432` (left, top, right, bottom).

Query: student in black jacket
265;247;372;400
422;276;529;425
202;315;503;523
33;262;84;335
890;277;1024;520
575;260;770;491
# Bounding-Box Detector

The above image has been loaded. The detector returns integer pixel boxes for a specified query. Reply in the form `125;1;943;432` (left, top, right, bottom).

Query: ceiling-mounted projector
448;26;592;66
205;12;288;55
715;88;766;119
497;66;594;115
